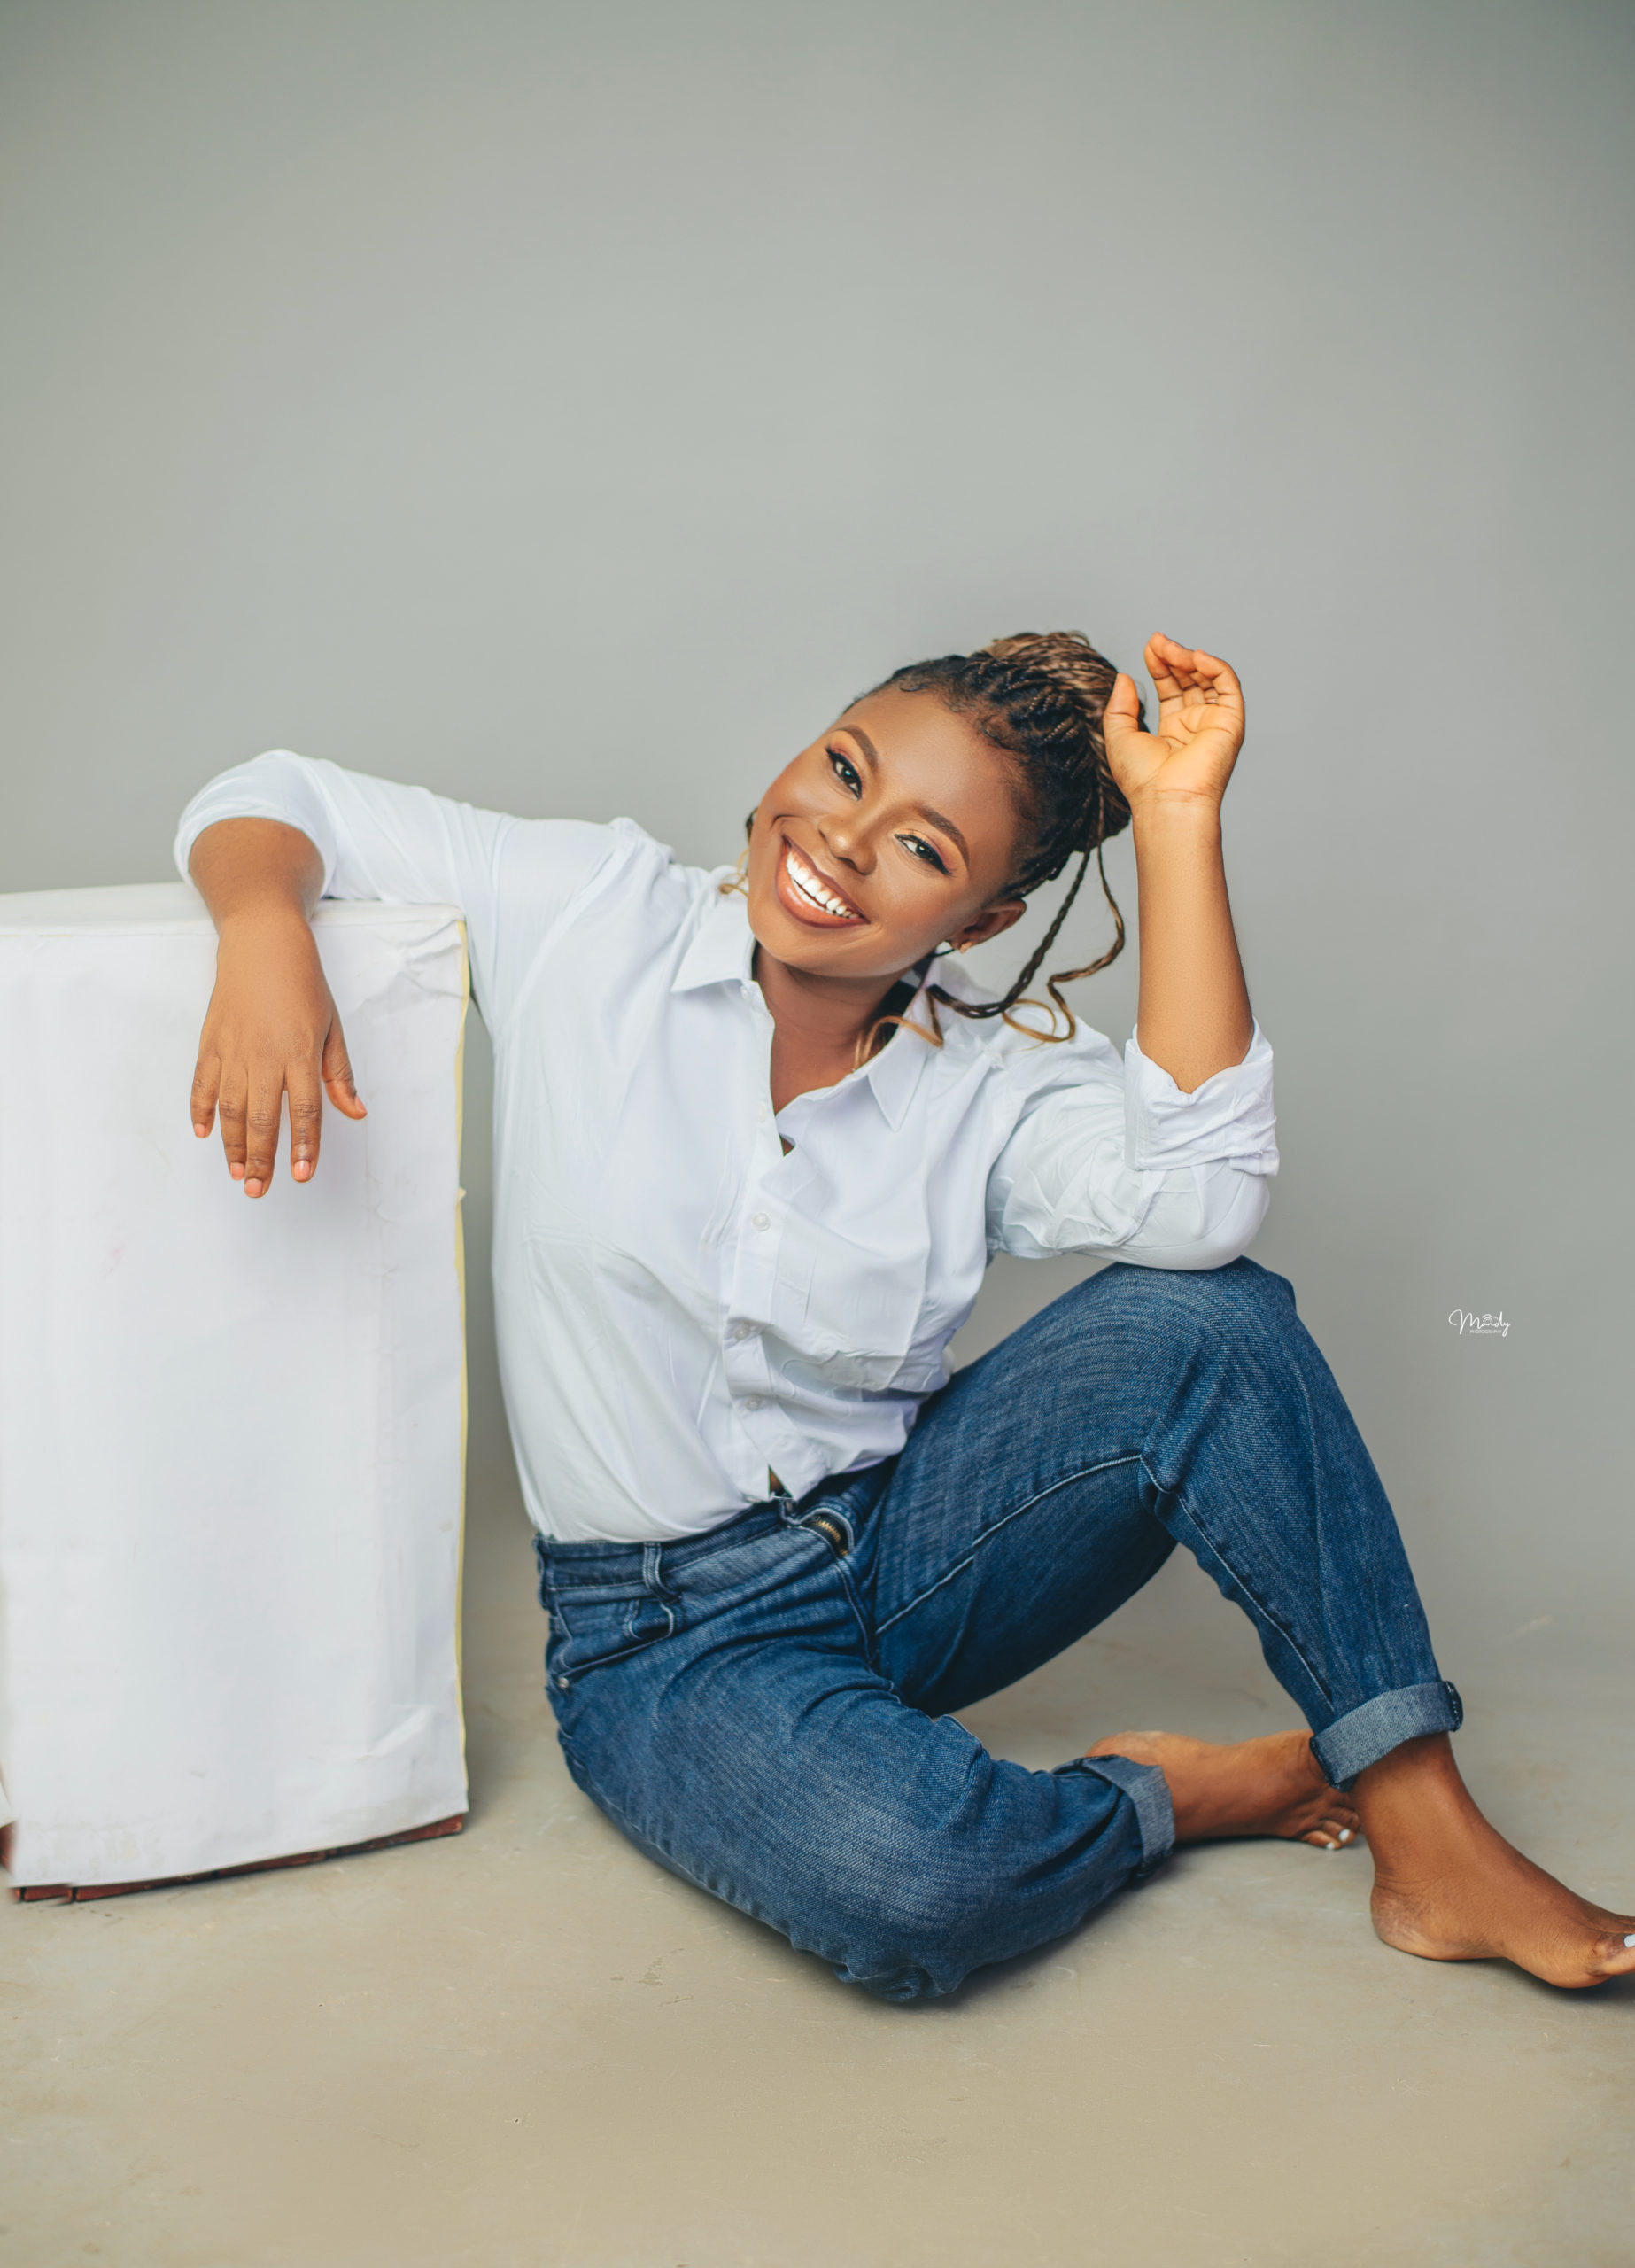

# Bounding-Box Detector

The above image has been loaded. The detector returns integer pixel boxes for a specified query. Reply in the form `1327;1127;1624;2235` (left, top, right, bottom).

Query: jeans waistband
536;1496;793;1592
536;1464;895;1594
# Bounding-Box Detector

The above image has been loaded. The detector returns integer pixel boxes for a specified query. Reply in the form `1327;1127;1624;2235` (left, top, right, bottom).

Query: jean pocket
545;1589;678;1692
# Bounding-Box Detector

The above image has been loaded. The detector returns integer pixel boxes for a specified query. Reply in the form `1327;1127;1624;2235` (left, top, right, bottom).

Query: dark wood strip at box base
5;1813;466;1901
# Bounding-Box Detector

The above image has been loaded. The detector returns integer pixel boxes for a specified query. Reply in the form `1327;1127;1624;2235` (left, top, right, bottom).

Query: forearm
189;817;324;936
1131;799;1253;1093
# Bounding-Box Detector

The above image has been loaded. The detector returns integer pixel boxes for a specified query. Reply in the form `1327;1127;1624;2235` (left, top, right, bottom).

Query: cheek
748;757;823;862
756;761;811;832
869;866;977;957
746;790;787;879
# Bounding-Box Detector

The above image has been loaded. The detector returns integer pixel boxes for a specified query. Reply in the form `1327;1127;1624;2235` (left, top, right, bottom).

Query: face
745;687;1028;986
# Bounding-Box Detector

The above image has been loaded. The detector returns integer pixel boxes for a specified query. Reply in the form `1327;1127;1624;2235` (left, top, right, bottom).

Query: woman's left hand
1104;633;1245;817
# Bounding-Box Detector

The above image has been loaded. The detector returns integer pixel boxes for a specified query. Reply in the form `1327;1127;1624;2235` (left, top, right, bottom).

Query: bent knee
828;1877;1035;2003
1102;1254;1298;1348
819;1837;1110;2004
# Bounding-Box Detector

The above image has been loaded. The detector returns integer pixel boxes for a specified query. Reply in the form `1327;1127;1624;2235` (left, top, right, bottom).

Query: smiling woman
173;626;1635;2003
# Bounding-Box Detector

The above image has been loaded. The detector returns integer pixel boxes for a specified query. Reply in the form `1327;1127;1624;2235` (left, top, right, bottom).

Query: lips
776;837;864;927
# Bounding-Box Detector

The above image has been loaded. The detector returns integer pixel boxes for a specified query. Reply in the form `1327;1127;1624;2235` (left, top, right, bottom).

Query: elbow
1126;1166;1271;1273
1189;1168;1272;1270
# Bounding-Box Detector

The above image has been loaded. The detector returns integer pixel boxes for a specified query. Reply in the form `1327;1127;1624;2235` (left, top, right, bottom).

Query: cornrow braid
871;630;1141;1043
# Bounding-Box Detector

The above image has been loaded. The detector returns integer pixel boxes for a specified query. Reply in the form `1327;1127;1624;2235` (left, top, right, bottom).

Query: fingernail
229;1163;244;1180
193;1122;209;1138
244;1180;263;1198
292;1161;311;1181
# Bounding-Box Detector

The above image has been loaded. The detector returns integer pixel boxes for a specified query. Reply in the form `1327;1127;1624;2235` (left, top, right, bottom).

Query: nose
820;810;874;876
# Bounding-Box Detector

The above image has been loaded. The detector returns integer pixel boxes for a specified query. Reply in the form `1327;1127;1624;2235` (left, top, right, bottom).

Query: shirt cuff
1123;1021;1280;1176
172;758;339;897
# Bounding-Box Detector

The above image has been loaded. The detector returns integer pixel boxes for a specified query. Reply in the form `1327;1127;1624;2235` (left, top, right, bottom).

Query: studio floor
4;1468;1631;2268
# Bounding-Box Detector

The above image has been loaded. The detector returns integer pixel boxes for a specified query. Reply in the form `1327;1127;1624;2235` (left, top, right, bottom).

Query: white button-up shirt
175;756;1280;1543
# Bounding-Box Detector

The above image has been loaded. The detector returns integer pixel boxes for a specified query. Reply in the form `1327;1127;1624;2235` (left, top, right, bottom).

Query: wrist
1129;790;1224;843
213;893;317;943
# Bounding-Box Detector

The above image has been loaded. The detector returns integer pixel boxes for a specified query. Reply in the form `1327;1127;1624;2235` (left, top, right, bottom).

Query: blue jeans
536;1260;1462;2003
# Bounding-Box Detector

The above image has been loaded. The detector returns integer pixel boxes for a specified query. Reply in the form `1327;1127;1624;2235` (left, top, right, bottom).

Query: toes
1306;1815;1360;1851
1321;1783;1359;1820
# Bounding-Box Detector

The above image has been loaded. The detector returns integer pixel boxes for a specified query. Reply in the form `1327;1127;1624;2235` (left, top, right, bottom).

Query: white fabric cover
0;884;469;1889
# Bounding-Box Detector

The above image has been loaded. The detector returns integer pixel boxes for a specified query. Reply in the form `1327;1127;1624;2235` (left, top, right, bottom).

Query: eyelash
826;748;949;874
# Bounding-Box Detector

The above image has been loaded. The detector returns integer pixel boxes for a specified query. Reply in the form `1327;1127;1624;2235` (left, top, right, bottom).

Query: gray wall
4;0;1631;1654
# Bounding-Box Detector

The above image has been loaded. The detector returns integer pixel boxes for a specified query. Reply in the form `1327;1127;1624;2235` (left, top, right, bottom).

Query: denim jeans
535;1259;1462;2003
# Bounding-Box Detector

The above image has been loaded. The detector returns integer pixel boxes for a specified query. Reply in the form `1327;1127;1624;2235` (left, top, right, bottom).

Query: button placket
724;1316;771;1401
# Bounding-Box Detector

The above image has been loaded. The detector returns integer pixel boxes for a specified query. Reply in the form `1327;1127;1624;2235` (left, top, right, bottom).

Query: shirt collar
671;883;934;1131
857;975;937;1130
670;879;757;992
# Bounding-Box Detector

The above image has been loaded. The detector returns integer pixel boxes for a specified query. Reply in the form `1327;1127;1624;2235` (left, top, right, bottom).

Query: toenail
1623;1933;1635;1948
1339;1829;1352;1842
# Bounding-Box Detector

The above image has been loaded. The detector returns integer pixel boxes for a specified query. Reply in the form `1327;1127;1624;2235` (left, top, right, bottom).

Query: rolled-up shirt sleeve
987;1021;1279;1271
174;751;619;1031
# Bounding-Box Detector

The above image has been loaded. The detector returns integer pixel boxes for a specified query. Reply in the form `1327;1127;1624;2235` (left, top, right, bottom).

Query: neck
753;948;916;1070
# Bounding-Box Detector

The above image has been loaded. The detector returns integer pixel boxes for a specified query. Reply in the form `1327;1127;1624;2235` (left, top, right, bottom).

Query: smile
778;838;864;926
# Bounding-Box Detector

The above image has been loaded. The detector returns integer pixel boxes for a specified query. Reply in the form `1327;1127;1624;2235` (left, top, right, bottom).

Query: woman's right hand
190;905;366;1198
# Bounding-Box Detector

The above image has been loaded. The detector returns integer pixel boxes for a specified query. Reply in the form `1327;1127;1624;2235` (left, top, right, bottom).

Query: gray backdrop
4;0;1631;1661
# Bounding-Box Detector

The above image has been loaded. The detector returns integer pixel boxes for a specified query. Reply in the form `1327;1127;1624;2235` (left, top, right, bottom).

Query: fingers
321;1015;368;1122
1143;633;1245;718
1144;633;1190;709
287;1065;323;1184
190;1051;221;1141
210;1027;362;1198
288;1013;367;1185
242;1066;285;1200
216;1060;249;1184
218;1062;287;1199
1190;649;1244;718
218;1054;360;1194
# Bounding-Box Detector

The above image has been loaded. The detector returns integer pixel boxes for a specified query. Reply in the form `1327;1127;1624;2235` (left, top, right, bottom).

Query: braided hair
872;630;1141;1043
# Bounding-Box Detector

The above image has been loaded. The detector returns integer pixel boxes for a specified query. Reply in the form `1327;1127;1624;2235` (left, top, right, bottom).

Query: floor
4;1466;1631;2268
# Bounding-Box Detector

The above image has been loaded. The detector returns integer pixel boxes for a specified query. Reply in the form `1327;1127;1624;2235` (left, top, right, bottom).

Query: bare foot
1087;1728;1360;1850
1360;1736;1635;1990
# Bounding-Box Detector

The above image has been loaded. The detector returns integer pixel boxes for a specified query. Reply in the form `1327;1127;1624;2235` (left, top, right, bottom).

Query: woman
177;630;1633;2001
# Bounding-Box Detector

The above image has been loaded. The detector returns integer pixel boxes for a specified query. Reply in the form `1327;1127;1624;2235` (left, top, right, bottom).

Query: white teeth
784;844;857;920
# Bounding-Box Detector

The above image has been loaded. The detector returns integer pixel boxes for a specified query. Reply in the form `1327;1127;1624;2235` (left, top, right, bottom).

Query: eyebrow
836;724;971;866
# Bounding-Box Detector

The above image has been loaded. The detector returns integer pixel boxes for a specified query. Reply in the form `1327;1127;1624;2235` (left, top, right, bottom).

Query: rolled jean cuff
1311;1679;1464;1790
1073;1753;1176;1879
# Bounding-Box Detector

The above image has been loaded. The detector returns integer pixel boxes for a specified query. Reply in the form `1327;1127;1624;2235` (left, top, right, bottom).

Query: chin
749;901;856;972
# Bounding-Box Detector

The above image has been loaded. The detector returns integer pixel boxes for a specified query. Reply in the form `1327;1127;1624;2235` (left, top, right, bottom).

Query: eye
898;835;949;874
827;747;862;796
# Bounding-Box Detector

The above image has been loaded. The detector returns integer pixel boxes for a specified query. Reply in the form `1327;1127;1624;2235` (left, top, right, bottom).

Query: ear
948;898;1026;952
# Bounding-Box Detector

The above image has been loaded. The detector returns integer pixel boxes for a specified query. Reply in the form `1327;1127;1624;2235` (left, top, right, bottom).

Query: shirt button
730;1322;751;1342
741;1394;763;1412
750;1211;771;1232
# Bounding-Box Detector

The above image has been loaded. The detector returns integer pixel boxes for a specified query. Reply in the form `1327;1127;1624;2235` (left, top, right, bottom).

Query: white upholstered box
0;884;469;1893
